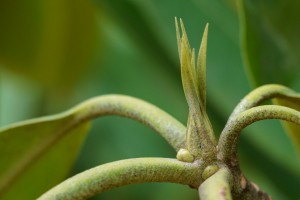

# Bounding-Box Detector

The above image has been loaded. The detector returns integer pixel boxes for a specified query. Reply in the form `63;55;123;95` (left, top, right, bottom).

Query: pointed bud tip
204;23;209;36
179;18;186;35
179;18;183;24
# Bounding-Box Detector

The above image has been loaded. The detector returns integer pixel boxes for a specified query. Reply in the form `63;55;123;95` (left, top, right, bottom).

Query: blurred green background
0;0;300;199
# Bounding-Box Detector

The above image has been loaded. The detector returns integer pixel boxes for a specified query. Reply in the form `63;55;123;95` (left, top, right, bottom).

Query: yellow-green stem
38;158;203;200
218;105;300;166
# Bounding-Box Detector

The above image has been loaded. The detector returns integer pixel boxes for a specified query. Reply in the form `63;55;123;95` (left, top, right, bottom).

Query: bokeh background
0;0;300;199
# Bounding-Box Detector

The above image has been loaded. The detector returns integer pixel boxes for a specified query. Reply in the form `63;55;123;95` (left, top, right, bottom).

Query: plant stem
38;158;203;200
0;95;186;196
228;84;300;121
217;104;300;199
218;105;300;166
198;167;233;200
72;95;186;150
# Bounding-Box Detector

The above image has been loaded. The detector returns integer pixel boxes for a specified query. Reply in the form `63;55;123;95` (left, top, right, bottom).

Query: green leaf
176;19;216;159
0;113;90;200
178;19;199;113
0;0;97;90
238;0;300;87
197;23;208;110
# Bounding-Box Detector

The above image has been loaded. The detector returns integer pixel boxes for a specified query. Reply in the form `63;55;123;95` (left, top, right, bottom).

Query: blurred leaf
0;0;293;199
0;111;90;199
98;0;179;75
239;0;300;87
238;1;300;197
0;0;97;90
0;70;43;126
274;97;300;152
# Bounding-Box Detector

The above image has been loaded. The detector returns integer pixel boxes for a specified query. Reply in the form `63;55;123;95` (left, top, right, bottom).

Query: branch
218;105;300;166
0;95;186;196
198;167;233;200
228;84;300;121
71;95;186;151
38;158;203;200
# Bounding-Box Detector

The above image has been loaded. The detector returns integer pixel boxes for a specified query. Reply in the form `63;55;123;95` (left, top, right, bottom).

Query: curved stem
218;105;300;166
38;158;203;200
71;95;186;151
0;95;186;196
198;167;233;200
228;84;300;122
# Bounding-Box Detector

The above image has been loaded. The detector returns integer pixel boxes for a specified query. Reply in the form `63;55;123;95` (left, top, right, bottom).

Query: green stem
218;105;300;166
198;167;233;200
71;95;186;150
38;158;203;200
228;84;300;121
0;95;186;196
